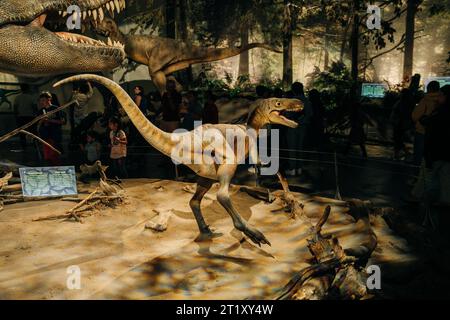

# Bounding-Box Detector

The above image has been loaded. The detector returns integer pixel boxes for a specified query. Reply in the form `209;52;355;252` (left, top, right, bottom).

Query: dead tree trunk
165;0;176;39
239;26;250;77
276;199;378;300
282;1;297;90
403;0;420;81
350;0;361;94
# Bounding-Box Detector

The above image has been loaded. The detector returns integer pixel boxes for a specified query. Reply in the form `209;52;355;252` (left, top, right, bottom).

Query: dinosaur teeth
114;0;120;13
82;11;87;20
92;8;98;20
114;41;123;49
109;1;115;13
107;37;113;46
98;7;104;22
106;2;111;11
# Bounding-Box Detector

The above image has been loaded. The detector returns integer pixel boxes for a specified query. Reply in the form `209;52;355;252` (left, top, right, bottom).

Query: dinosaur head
93;16;121;40
0;0;127;77
248;98;304;130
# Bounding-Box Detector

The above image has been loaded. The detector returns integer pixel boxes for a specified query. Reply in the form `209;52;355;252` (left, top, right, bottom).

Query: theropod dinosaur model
0;0;127;77
54;74;303;246
94;18;282;93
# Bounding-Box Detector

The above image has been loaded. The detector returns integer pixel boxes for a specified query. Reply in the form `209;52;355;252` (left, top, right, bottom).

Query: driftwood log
0;172;13;212
276;204;373;300
274;172;305;219
33;166;125;223
240;176;378;299
240;172;304;219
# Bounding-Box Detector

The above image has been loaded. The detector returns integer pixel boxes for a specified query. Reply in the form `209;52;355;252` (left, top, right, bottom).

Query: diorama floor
0;179;430;299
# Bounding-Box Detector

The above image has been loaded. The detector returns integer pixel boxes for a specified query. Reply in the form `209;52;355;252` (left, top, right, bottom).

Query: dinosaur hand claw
242;225;271;247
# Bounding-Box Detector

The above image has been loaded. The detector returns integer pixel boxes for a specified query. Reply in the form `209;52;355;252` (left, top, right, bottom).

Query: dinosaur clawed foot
195;227;223;242
241;224;271;247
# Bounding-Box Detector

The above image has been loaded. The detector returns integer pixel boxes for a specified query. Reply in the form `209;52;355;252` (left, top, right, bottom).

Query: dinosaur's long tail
189;43;282;64
53;75;174;157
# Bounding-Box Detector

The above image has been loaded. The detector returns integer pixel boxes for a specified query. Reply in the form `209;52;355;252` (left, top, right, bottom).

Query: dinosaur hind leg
150;70;168;94
190;177;222;242
216;165;271;247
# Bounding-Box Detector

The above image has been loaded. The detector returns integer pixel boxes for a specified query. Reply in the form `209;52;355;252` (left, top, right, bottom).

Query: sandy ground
0;179;418;300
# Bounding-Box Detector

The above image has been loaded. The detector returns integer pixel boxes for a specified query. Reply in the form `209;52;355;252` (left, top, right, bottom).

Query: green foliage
306;61;353;109
258;77;284;91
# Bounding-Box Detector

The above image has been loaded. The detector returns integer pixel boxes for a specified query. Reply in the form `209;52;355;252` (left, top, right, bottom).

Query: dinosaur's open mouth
8;0;126;52
270;110;299;128
269;101;303;128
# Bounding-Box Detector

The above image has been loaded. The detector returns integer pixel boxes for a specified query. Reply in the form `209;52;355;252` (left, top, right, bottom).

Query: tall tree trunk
403;0;419;81
340;18;351;62
351;2;360;84
282;34;293;90
177;0;188;41
324;23;330;69
282;0;295;90
176;0;193;85
165;0;176;38
350;0;360;96
239;26;250;77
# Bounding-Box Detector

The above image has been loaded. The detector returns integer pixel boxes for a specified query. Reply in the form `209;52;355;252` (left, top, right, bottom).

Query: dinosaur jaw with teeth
0;0;127;76
29;0;126;50
270;110;299;128
59;0;126;24
269;103;303;128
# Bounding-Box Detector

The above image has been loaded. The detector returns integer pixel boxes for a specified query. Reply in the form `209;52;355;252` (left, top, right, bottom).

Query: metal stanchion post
175;164;179;181
334;152;342;200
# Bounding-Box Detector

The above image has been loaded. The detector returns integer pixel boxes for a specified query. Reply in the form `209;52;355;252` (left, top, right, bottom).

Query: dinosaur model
0;0;127;77
94;17;282;93
54;74;304;247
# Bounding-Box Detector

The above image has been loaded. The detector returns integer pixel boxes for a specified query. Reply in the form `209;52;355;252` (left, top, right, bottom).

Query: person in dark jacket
308;89;326;150
421;85;450;228
391;88;415;160
202;91;219;125
344;101;370;159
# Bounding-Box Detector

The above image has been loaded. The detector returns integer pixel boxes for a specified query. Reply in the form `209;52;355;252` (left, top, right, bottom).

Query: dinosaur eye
276;102;281;106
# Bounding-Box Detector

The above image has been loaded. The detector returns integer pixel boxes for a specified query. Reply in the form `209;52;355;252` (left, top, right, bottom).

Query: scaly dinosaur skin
0;0;126;77
54;74;303;246
95;18;282;93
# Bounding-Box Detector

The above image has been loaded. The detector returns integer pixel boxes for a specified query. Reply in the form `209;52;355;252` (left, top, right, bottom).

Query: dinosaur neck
247;103;269;133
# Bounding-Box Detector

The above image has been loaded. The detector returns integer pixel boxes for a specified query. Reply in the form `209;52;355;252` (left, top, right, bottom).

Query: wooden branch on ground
0;100;77;144
240;174;304;219
1;184;22;193
33;177;125;223
0;172;13;188
65;187;99;222
33;187;99;222
61;195;122;202
275;201;376;300
275;172;305;219
19;130;61;155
